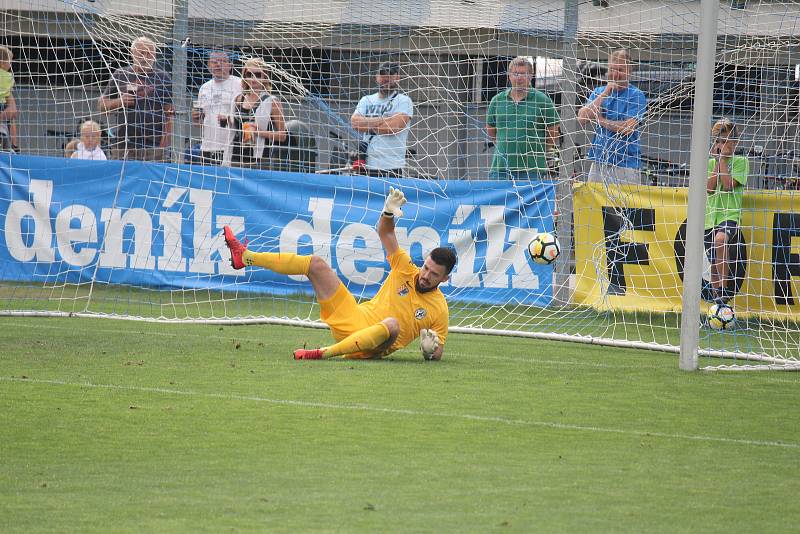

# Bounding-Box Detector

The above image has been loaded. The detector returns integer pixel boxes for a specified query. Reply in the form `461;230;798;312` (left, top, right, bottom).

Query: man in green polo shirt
486;57;560;180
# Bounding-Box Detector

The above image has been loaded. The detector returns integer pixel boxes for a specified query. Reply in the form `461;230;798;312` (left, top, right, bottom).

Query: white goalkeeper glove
382;186;407;219
419;328;440;360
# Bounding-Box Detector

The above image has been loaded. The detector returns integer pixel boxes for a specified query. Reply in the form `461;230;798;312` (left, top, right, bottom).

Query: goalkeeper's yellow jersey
360;248;449;355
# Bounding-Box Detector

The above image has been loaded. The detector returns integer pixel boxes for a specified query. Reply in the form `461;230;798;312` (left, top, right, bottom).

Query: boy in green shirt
486;57;560;179
704;118;748;303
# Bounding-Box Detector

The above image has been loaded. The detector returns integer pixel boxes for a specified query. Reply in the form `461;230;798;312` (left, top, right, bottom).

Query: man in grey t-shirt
350;62;414;178
98;37;173;162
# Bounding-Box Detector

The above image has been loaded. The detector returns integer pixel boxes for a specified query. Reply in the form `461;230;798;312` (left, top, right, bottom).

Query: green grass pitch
2;316;799;532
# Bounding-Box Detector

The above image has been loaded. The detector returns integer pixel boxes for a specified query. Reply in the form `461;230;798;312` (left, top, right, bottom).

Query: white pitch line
2;376;799;450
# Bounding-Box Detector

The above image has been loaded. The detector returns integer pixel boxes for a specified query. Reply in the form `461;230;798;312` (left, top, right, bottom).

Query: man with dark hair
223;187;455;361
350;62;414;178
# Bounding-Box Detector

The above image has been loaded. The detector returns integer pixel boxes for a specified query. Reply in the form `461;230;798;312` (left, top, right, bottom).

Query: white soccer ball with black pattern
528;232;561;265
708;303;736;331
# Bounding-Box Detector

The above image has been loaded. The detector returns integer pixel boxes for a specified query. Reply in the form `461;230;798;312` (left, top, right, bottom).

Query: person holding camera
705;118;749;303
192;51;241;166
98;37;173;162
350;62;414;179
224;58;287;169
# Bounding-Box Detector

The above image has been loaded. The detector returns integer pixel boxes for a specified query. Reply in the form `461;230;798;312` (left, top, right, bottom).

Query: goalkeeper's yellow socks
242;250;311;276
322;322;391;359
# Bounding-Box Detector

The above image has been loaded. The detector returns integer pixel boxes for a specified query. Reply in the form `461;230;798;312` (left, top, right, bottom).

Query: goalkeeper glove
382;186;407;218
419;328;440;360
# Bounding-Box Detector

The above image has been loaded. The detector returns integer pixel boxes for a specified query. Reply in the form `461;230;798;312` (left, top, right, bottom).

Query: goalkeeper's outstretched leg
223;225;341;302
223;225;312;276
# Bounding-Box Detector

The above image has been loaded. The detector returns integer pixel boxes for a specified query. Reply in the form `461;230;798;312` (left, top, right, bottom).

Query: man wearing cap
350;62;414;178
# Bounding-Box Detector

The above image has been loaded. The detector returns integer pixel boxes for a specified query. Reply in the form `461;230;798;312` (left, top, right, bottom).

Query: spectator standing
225;58;287;168
71;120;107;160
486;57;560;180
98;37;173;161
192;51;241;165
705;118;748;303
350;62;414;178
0;45;18;152
577;49;647;185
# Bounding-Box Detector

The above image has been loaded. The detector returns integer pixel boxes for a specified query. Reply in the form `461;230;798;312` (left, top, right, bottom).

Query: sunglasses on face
243;70;267;79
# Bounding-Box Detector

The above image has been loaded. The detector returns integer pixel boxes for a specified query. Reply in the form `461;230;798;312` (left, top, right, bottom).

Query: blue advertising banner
0;155;555;305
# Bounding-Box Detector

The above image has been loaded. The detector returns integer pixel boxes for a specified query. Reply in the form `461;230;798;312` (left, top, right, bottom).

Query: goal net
1;0;799;370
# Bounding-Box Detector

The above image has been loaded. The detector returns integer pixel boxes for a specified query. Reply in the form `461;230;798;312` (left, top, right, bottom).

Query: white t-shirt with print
197;75;242;152
354;91;413;170
71;143;107;161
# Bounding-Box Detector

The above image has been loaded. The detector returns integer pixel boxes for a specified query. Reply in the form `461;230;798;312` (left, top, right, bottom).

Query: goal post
1;0;799;370
679;0;719;371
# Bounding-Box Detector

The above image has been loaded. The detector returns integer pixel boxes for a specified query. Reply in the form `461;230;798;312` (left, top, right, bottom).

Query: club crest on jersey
414;307;427;320
397;284;409;297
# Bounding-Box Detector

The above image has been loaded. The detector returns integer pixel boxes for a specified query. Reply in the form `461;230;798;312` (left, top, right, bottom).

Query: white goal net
1;0;799;370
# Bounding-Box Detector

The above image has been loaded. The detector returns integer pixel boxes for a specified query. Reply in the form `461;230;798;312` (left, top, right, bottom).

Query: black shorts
704;220;739;254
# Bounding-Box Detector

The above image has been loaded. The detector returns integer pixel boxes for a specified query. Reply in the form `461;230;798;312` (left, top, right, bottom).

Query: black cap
377;61;400;75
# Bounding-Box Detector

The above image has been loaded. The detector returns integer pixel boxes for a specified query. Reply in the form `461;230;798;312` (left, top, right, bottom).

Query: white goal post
1;0;799;371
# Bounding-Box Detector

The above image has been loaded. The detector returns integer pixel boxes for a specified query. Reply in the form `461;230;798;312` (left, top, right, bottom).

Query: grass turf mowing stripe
3;375;799;450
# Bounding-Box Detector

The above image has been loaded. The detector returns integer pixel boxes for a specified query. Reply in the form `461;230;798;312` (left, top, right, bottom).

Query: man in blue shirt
578;49;647;185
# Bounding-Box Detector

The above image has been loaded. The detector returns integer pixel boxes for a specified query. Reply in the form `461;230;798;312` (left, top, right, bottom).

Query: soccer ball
708;303;736;331
528;232;561;265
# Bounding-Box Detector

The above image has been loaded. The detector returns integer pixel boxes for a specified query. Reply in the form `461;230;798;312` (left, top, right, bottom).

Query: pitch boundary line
3;376;799;450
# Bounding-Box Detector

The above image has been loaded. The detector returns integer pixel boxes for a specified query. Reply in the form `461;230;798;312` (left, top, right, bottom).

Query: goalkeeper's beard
415;277;437;294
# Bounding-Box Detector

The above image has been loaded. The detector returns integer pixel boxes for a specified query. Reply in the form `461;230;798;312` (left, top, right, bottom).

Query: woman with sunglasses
225;58;287;168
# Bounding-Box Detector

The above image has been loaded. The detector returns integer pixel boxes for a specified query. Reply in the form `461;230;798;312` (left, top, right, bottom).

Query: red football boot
223;225;248;270
293;348;324;360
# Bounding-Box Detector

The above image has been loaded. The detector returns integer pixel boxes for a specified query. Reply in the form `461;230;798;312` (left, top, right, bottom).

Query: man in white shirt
71;120;107;160
351;62;414;178
192;51;242;165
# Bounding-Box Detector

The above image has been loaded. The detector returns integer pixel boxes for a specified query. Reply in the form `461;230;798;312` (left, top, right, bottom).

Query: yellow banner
572;182;800;320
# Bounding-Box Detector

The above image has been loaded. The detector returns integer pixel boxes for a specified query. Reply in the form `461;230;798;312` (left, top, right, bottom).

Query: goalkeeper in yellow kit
223;187;456;361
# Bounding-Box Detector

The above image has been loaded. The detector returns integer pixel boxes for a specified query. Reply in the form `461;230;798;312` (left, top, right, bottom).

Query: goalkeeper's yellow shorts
319;283;391;359
319;282;368;335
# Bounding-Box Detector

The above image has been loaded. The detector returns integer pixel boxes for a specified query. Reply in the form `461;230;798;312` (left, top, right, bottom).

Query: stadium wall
4;5;799;182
